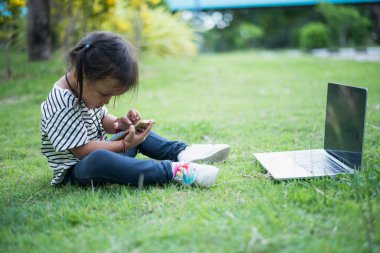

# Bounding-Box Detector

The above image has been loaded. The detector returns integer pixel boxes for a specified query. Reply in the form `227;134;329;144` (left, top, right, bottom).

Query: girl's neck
56;72;77;94
65;72;76;93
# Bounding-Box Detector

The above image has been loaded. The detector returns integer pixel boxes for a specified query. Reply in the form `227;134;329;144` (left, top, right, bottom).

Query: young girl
40;31;230;188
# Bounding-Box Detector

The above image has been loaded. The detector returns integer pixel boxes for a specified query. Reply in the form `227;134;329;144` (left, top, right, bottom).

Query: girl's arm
70;121;153;159
70;140;127;159
102;114;119;134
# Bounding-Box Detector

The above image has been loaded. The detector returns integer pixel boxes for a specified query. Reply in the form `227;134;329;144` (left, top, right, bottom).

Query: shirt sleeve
44;107;88;152
99;106;108;119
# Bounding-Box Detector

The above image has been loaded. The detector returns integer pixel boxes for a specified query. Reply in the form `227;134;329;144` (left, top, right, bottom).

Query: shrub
101;4;198;56
299;22;330;50
138;7;198;56
234;22;263;49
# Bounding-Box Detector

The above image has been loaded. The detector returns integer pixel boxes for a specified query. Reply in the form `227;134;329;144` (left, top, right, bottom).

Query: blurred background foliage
200;3;375;52
1;0;197;57
0;0;27;77
49;0;197;56
299;22;331;50
0;0;379;76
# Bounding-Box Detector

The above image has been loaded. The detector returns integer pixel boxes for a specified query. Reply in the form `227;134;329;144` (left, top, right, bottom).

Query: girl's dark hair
67;31;139;104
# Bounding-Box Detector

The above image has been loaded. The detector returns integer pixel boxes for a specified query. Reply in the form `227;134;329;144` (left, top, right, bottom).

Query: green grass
0;50;379;253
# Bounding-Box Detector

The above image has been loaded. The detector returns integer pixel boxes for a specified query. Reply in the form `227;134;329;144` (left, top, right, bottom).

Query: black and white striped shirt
41;86;108;185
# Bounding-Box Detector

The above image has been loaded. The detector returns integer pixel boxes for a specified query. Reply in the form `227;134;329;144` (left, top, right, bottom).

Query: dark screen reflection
324;83;367;169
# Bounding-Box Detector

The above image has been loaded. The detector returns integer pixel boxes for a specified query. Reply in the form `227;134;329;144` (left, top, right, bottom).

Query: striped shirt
40;86;108;185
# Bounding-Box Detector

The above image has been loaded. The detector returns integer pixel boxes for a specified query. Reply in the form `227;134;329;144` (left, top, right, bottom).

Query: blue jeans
63;131;187;187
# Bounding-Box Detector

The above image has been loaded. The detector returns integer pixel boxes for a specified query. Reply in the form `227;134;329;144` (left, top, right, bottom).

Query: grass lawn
0;50;379;253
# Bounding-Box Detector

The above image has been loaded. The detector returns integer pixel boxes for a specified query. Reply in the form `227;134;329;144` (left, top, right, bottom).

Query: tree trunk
63;0;75;51
1;40;12;78
371;4;380;45
5;41;12;78
27;0;51;61
338;29;347;47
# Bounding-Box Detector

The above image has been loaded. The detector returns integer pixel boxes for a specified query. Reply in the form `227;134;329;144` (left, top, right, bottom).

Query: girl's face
82;78;128;109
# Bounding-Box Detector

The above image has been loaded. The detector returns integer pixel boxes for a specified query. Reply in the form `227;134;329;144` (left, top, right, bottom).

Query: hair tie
85;43;91;49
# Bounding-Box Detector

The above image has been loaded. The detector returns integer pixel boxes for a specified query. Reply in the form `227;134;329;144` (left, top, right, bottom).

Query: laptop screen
324;83;367;169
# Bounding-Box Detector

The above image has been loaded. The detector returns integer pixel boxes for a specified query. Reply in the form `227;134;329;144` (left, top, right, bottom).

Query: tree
27;0;51;60
317;3;371;47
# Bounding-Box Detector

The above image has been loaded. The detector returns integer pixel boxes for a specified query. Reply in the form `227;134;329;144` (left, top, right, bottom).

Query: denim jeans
63;131;187;187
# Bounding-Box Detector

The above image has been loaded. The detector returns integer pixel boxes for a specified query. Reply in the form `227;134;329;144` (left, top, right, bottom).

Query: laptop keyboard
295;151;347;175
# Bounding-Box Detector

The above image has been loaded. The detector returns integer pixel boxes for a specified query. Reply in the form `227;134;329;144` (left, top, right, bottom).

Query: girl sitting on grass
40;31;230;188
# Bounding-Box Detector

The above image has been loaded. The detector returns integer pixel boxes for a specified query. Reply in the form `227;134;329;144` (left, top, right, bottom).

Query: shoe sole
190;146;230;164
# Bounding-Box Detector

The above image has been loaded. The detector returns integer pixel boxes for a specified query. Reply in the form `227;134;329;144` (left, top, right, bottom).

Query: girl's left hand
113;108;141;131
127;108;141;125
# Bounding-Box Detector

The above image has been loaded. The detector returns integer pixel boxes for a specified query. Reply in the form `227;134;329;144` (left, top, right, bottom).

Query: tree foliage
203;7;317;51
0;0;26;77
102;1;197;56
317;3;371;46
49;0;197;56
0;0;25;29
50;0;117;49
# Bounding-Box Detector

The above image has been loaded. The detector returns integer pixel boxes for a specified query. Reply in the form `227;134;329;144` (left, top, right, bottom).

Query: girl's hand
127;109;141;125
123;120;153;148
113;109;141;131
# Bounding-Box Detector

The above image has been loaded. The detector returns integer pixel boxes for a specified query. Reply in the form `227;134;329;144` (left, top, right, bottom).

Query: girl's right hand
123;120;154;148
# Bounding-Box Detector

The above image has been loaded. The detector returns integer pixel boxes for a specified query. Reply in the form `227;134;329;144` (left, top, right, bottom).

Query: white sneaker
177;144;230;164
173;162;219;187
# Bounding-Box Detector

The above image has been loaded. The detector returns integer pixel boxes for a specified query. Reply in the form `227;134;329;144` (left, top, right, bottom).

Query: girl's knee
87;149;112;160
81;149;114;170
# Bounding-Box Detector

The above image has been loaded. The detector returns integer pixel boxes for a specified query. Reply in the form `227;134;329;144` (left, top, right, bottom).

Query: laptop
254;83;367;180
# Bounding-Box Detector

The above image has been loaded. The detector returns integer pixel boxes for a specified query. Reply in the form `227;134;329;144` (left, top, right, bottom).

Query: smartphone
108;119;155;141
